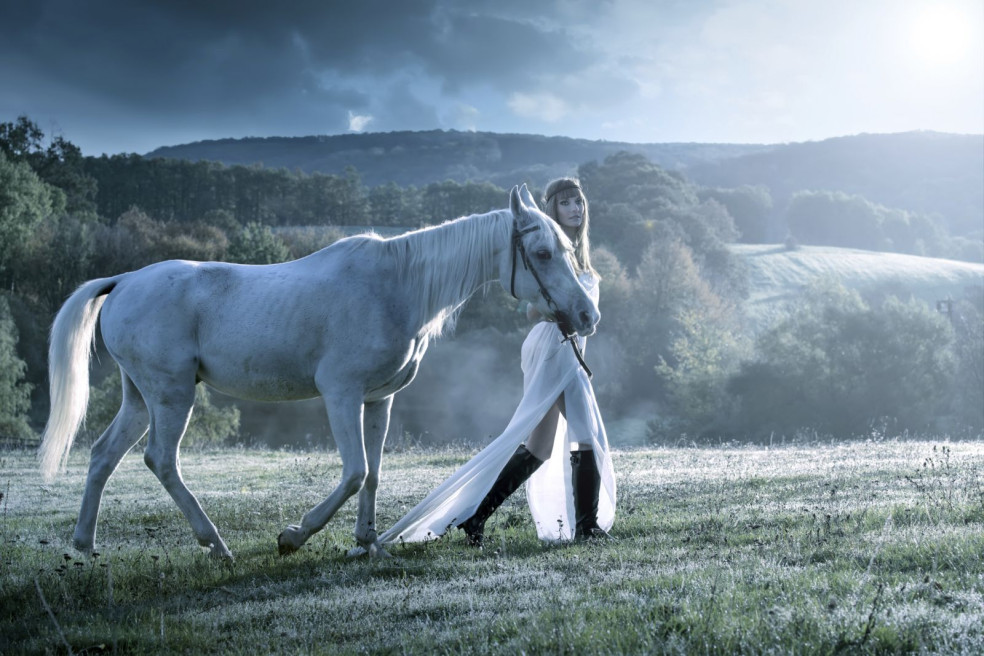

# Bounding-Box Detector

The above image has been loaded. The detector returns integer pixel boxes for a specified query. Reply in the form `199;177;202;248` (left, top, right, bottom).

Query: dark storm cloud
371;82;442;131
411;10;596;93
1;0;601;118
9;0;975;154
4;1;369;111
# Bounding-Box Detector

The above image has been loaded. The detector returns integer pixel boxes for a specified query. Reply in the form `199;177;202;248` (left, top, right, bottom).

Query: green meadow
2;440;982;654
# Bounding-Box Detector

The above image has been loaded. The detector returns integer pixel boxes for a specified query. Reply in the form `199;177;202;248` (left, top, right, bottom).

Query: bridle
509;218;593;379
509;223;560;316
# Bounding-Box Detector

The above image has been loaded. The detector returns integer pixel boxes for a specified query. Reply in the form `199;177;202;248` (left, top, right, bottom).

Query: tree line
1;116;981;448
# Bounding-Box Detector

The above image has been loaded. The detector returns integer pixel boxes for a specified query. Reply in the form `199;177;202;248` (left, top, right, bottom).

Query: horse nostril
579;310;592;327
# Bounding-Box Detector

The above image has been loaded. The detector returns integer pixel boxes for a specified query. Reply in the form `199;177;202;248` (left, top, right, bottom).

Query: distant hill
733;243;984;330
688;131;984;236
148;130;982;239
146;130;769;188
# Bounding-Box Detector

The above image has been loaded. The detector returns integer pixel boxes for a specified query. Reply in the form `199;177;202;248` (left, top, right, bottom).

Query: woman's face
555;193;584;234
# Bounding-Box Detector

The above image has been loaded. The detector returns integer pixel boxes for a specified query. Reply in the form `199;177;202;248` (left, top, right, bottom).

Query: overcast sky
2;0;981;156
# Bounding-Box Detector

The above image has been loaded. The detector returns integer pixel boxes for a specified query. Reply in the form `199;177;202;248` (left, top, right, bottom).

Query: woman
373;177;615;548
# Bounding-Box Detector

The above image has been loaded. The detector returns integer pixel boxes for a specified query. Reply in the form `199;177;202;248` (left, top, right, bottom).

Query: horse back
97;248;418;401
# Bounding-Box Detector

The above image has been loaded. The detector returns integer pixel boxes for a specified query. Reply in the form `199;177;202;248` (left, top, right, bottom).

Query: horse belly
196;343;322;402
199;369;320;402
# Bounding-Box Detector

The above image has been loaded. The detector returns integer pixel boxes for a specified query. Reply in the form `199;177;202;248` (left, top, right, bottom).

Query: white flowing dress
375;273;616;546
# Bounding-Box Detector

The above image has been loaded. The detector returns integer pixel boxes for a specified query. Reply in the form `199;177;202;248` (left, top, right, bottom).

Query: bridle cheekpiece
509;215;593;378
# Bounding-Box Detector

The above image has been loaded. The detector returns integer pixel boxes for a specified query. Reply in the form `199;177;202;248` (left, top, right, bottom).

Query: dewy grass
1;440;982;654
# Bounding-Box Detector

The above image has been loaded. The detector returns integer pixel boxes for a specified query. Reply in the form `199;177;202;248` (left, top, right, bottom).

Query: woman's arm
526;302;543;322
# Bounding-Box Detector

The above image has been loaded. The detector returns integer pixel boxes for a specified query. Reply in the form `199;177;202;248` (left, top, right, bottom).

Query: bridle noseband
509;218;593;378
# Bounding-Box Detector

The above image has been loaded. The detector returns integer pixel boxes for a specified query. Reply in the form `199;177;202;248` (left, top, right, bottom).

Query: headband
545;180;582;204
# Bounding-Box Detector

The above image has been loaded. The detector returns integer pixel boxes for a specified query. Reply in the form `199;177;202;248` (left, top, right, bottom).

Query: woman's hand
526;302;543;322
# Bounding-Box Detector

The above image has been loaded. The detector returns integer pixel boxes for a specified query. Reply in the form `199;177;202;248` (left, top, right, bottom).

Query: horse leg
278;391;368;555
348;397;393;558
74;370;149;554
143;386;233;560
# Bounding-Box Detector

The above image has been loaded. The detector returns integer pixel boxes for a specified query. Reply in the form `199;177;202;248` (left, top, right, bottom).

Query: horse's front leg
347;397;393;559
278;389;369;555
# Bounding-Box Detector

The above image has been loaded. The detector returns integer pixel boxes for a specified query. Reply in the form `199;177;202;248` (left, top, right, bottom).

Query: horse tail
39;276;123;482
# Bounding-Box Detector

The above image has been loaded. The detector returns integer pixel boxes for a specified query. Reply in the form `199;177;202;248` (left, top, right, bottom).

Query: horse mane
383;209;512;339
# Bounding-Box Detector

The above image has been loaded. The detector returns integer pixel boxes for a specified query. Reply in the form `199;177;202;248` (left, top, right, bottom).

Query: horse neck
390;210;511;338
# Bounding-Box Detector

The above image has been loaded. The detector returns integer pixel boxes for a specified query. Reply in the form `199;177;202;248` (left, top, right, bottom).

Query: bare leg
278;389;368;555
74;371;149;553
525;394;566;461
143;384;232;560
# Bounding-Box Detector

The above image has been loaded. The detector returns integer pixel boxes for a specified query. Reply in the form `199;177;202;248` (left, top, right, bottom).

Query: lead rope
563;330;593;379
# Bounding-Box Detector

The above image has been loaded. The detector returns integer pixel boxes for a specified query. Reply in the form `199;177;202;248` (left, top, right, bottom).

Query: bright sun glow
907;4;974;66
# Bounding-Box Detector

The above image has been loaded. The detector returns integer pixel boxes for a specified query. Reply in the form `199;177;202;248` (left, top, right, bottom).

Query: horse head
504;184;600;337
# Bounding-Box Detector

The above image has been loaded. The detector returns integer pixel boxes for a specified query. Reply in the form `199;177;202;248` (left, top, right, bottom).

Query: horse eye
535;249;552;261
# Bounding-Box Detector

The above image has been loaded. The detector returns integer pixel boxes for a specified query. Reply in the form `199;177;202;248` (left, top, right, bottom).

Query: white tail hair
39;276;121;481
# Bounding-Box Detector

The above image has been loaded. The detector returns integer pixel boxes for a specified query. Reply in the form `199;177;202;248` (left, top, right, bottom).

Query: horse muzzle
555;305;599;338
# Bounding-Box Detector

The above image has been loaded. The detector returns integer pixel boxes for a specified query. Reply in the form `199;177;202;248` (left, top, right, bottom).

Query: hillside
146;130;768;187
689;131;984;236
733;243;984;329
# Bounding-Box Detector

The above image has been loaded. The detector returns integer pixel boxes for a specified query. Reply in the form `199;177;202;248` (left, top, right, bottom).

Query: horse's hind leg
143;384;233;560
74;369;149;554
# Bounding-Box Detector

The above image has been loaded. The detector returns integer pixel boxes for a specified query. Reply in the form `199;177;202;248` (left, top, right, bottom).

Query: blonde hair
541;177;596;276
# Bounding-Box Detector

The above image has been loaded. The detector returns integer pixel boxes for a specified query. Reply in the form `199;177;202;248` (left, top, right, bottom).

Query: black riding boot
457;445;544;547
571;449;613;541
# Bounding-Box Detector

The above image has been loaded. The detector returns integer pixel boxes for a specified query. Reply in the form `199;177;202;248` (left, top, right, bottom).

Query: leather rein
509;221;593;379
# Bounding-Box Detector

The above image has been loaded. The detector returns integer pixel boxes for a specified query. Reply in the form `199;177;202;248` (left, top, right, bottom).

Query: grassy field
2;440;982;654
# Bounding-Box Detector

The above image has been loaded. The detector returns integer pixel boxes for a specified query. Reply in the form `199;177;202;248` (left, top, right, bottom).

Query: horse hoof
209;547;235;561
346;542;391;559
277;534;297;556
277;527;304;556
367;542;392;559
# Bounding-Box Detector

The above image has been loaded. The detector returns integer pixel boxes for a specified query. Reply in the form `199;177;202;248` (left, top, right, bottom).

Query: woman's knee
525;400;562;460
525;439;553;461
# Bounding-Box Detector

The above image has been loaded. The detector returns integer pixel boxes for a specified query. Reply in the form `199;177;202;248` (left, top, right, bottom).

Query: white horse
38;184;599;560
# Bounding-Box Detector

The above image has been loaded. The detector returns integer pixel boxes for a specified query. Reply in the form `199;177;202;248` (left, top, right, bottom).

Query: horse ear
519;184;537;210
510;185;525;217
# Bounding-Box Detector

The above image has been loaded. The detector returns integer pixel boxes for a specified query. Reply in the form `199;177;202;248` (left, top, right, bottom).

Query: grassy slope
732;244;984;330
2;442;982;654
